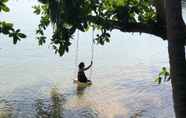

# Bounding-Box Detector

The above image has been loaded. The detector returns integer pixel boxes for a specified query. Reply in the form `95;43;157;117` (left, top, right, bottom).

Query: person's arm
84;61;93;71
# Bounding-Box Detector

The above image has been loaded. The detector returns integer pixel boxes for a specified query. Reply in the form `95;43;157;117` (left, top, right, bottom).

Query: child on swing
77;61;93;83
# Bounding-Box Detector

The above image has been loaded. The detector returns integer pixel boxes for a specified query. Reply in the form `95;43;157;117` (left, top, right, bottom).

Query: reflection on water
34;86;98;118
0;99;13;118
0;67;174;118
0;65;174;118
35;87;65;118
76;83;91;97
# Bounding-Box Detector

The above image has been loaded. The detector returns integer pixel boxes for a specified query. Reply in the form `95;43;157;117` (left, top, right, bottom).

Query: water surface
0;1;176;118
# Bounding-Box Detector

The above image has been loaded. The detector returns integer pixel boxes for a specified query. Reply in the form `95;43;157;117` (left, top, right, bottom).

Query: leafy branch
154;67;170;84
33;0;159;56
0;0;26;44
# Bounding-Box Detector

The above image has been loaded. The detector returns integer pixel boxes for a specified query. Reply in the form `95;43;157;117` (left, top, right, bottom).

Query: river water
1;0;184;118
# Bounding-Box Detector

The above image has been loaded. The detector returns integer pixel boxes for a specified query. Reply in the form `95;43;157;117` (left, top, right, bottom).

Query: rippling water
0;0;180;118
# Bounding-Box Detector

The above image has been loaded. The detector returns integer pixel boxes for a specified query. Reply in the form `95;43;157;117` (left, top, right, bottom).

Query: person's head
79;62;85;69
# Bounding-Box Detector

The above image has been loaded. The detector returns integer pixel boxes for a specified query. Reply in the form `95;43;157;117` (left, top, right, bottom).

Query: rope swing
89;27;95;80
74;30;80;80
74;27;95;81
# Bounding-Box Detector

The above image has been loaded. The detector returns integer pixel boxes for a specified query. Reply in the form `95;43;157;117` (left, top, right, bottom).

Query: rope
74;28;95;81
89;27;95;80
74;30;80;80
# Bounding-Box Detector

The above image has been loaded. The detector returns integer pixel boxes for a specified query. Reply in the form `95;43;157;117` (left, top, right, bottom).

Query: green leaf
154;77;162;84
18;33;26;38
1;4;10;12
16;29;20;33
36;29;44;35
13;36;20;44
155;67;170;84
37;36;46;45
58;44;65;56
4;22;13;28
33;5;41;15
2;0;9;3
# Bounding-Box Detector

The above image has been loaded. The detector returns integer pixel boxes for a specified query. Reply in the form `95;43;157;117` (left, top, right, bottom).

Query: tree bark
166;0;186;118
87;15;167;39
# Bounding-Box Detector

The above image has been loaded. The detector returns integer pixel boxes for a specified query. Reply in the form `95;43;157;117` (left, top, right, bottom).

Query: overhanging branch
122;23;167;39
87;15;167;39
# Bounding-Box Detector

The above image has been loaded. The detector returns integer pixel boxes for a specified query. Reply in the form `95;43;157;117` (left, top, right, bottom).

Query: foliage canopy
34;0;157;56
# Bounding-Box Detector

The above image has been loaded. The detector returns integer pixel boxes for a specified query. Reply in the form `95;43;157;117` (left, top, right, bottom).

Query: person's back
77;61;92;83
78;69;87;82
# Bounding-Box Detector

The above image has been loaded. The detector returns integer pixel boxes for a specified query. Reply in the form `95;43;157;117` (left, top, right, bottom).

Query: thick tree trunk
166;0;186;118
168;39;186;118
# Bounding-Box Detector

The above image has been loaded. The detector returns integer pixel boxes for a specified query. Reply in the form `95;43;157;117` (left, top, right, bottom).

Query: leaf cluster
0;21;26;44
0;0;10;12
0;0;26;44
33;5;49;45
154;67;170;84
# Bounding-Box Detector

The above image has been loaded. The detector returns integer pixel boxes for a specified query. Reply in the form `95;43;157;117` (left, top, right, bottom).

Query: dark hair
79;62;85;69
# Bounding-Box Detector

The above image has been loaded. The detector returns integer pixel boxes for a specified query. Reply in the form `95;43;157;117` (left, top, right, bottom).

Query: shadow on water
35;87;65;118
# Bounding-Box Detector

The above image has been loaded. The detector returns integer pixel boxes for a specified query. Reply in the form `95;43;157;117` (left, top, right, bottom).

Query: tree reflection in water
0;99;13;118
34;84;98;118
76;85;87;97
35;87;65;118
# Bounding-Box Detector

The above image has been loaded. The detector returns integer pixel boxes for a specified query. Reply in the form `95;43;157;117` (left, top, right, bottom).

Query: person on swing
78;61;93;83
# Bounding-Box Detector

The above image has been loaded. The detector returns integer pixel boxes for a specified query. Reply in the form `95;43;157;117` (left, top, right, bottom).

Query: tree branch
87;15;167;39
121;23;167;39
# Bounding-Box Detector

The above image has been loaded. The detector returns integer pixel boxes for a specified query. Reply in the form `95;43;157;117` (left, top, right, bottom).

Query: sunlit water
1;0;184;118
